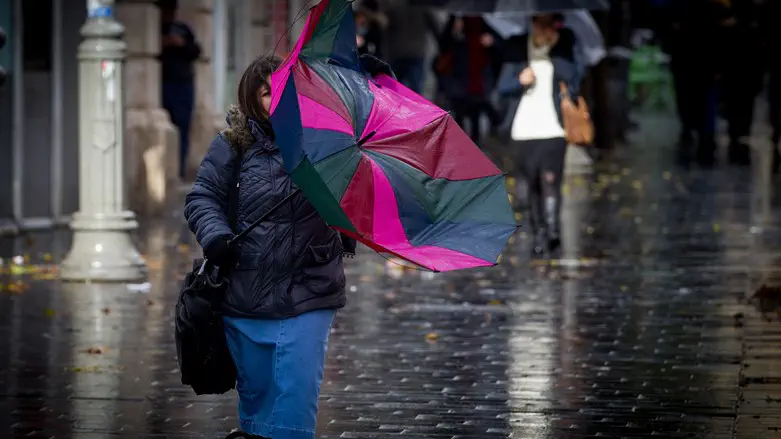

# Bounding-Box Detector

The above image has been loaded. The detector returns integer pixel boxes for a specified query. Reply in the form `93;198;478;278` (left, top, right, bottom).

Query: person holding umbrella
184;53;395;438
496;13;584;258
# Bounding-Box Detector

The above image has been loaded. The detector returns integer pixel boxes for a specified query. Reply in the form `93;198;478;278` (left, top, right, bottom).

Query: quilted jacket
184;107;346;319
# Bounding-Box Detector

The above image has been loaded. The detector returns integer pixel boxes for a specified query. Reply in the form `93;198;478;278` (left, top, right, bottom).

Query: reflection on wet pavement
2;117;781;438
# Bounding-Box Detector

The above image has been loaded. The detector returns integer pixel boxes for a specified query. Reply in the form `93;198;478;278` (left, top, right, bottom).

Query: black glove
203;235;237;268
340;233;357;258
359;53;397;80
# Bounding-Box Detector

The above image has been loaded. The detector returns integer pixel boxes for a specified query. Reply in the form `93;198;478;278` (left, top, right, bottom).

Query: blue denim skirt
223;309;336;439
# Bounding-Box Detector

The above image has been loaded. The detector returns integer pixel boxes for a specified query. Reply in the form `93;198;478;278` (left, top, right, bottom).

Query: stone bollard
60;0;147;282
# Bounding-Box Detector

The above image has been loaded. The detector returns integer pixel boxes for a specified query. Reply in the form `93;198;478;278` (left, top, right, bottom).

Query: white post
60;0;147;282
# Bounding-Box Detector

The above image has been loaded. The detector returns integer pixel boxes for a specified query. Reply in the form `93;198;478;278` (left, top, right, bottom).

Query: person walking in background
496;14;583;258
157;0;201;179
760;0;781;171
666;0;723;166
384;0;439;94
435;15;501;145
719;0;763;165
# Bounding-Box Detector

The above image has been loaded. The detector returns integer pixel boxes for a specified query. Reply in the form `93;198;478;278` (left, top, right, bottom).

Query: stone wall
117;0;179;216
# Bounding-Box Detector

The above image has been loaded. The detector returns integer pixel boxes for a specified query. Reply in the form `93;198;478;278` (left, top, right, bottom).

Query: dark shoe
531;228;547;257
678;130;695;147
728;139;751;165
695;136;717;167
543;194;561;254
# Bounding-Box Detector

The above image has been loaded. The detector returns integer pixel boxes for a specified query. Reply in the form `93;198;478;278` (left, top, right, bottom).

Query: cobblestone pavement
2;115;781;438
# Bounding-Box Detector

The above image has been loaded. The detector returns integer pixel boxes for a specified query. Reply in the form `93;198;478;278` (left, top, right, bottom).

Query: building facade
0;0;299;235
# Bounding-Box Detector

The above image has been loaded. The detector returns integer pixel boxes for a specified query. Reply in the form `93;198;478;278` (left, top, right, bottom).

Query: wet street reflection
2;118;781;438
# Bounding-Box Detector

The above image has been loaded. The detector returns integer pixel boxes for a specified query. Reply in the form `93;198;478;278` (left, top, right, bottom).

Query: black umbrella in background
417;0;609;14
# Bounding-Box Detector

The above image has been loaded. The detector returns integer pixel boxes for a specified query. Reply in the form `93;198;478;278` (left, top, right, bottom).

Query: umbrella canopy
418;0;609;14
270;0;517;272
483;10;607;66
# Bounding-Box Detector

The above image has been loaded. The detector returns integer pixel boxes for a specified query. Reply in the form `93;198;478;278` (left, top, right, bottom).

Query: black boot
728;138;751;165
696;135;717;167
528;192;546;258
543;193;561;256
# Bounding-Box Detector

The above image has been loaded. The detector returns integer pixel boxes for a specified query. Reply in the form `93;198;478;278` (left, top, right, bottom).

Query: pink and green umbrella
270;0;517;272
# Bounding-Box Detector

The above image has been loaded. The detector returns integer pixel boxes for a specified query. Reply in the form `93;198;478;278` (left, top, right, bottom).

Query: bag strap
225;145;301;247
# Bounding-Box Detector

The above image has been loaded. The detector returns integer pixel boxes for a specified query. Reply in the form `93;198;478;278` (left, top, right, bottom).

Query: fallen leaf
7;281;28;294
84;346;108;355
44;309;56;318
488;299;502;305
425;332;439;342
101;307;111;315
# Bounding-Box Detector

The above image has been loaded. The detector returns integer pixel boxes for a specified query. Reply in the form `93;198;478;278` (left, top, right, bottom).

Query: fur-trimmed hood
220;105;275;152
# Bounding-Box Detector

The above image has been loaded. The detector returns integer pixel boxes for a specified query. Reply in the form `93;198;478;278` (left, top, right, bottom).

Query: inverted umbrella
270;0;517;272
483;10;607;66
417;0;609;14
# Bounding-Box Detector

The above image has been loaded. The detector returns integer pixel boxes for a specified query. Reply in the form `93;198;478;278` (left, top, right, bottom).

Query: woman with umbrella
496;13;584;258
183;52;392;439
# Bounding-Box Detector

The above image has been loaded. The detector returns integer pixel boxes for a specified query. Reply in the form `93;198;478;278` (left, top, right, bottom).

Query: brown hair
237;55;282;127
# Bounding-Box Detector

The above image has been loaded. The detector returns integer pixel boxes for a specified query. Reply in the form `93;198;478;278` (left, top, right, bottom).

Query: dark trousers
670;55;716;139
163;81;195;178
722;31;764;141
514;137;567;240
452;98;500;145
515;137;568;195
770;63;781;143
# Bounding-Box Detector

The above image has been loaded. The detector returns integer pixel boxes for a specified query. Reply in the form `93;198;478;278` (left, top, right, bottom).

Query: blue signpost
87;0;113;18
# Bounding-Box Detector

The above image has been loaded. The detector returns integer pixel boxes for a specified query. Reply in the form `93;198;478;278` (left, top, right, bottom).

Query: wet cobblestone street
2;116;781;438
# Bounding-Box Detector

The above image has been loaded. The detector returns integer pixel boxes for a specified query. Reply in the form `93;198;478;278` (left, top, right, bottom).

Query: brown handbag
559;82;594;146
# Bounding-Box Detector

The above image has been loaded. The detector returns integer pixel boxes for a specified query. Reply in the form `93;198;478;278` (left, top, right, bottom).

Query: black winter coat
184;107;346;320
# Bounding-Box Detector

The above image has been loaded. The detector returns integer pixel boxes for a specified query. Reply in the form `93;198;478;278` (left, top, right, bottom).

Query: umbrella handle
358;131;376;147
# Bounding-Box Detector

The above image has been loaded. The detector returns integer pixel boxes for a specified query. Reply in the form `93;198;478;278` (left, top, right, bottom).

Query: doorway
0;0;82;235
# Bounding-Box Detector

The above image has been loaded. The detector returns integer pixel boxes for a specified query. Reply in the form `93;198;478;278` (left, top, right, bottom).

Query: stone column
179;0;223;180
60;0;147;282
117;0;178;217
